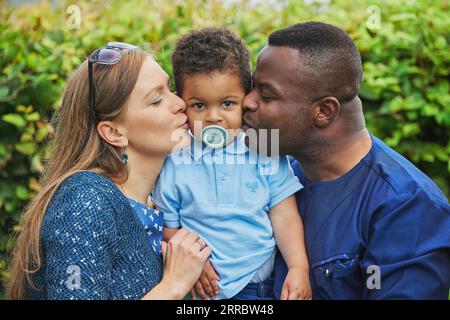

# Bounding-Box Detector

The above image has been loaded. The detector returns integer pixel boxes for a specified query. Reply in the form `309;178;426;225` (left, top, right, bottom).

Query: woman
7;42;211;299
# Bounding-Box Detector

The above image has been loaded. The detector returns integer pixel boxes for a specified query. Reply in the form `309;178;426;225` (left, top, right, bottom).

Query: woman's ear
97;121;127;147
312;97;340;128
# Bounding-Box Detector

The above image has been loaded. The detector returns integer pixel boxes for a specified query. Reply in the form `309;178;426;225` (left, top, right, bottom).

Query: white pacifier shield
201;125;229;148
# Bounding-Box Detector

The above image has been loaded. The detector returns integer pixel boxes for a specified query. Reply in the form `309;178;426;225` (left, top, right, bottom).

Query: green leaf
15;185;29;200
0;144;8;158
2;113;26;128
0;87;9;99
4;201;16;213
422;152;435;162
26;52;38;69
24;112;40;122
435;36;447;49
435;148;449;162
36;124;49;142
15;142;36;155
402;123;420;137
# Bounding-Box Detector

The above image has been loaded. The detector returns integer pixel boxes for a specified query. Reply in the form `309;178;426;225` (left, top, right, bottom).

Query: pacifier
201;125;229;149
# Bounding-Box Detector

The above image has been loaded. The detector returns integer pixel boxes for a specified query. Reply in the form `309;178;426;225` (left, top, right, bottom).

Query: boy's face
181;71;245;144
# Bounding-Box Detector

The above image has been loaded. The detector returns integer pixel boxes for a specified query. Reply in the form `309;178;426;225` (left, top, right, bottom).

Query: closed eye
260;94;273;102
150;97;162;106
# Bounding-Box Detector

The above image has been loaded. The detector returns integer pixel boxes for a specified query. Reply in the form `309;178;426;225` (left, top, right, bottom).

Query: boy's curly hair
172;27;252;95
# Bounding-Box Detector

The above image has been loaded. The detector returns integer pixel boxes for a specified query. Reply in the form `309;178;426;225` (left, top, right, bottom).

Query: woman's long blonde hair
6;48;149;299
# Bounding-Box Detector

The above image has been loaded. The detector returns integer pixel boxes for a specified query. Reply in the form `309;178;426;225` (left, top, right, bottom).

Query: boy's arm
269;195;311;300
163;227;180;242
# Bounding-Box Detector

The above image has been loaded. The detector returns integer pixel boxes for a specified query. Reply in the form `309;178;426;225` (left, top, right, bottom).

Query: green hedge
0;0;449;298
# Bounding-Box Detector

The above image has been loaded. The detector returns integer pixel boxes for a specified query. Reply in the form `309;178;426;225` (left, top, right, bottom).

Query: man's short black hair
268;21;363;102
172;27;252;95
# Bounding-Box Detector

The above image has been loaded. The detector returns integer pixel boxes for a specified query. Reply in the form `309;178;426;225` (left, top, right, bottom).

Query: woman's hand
141;228;211;299
162;228;212;297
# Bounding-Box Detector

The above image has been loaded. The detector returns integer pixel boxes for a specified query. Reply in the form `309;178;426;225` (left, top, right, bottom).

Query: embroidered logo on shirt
245;181;258;193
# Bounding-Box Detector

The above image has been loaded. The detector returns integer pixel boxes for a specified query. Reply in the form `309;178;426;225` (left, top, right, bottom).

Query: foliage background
0;0;449;298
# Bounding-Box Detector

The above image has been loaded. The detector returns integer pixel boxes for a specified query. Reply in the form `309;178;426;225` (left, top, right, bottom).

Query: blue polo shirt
273;134;450;299
154;132;302;299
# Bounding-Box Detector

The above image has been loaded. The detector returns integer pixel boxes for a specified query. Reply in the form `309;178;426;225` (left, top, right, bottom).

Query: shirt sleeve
262;155;304;209
153;158;182;228
43;185;117;300
361;190;450;299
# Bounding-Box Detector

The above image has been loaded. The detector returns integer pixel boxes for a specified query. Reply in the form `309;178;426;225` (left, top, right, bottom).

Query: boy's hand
190;259;220;300
280;267;312;300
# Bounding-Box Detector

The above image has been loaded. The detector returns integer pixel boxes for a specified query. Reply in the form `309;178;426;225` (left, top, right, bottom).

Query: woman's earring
121;142;128;165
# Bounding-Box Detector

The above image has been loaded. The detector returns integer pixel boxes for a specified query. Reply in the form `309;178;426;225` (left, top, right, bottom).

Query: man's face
242;46;313;156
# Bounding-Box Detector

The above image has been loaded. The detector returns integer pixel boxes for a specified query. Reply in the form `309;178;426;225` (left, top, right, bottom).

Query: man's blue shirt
274;134;450;299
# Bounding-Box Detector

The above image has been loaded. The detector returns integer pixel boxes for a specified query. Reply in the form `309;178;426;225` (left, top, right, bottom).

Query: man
242;21;450;299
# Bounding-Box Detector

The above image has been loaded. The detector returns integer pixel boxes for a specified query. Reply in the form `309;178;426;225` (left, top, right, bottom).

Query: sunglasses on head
88;42;138;122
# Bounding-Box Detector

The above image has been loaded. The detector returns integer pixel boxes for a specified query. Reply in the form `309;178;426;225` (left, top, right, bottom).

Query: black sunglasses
88;42;138;122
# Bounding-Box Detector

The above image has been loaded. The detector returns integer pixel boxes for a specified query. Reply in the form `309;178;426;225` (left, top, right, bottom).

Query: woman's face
119;57;190;157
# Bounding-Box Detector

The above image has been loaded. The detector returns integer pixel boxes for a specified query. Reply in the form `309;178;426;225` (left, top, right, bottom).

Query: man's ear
312;97;340;128
97;121;127;148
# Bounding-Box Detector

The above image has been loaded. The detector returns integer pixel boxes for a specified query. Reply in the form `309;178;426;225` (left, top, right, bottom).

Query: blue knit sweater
28;171;163;300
